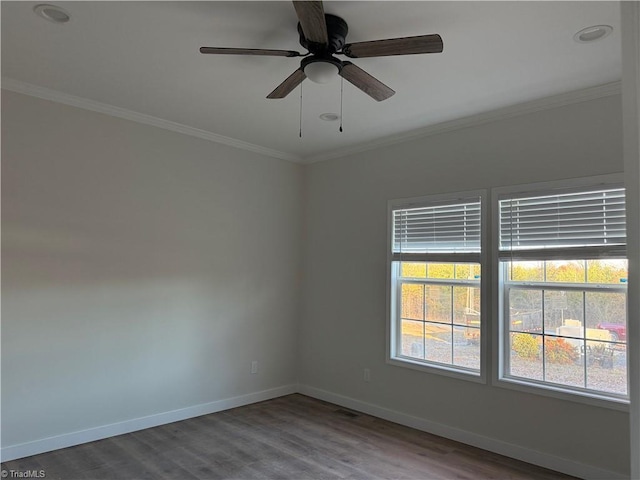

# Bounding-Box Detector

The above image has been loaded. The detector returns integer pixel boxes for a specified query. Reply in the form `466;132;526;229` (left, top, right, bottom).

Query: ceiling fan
200;1;443;102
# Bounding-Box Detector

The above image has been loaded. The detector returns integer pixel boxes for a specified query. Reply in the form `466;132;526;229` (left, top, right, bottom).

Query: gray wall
1;91;302;446
1;88;631;476
300;94;630;475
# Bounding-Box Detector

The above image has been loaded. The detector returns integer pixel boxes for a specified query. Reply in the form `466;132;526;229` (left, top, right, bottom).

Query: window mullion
423;283;426;361
450;285;454;365
541;289;546;383
583;291;588;390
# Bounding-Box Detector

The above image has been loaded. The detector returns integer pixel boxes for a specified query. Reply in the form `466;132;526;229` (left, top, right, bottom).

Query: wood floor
2;394;576;480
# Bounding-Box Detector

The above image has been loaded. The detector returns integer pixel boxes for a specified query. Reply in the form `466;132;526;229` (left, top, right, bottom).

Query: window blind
499;187;626;258
392;198;481;256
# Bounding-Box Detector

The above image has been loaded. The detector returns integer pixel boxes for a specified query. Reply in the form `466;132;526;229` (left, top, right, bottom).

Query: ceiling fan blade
339;62;395;102
200;47;302;57
342;34;443;58
292;1;328;46
267;68;307;99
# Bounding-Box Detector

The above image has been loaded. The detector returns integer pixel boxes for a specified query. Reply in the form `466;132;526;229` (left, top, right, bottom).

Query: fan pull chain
339;76;344;133
299;82;303;138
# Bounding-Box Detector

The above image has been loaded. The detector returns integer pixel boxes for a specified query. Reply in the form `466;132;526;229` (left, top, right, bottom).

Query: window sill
495;375;630;412
387;356;485;384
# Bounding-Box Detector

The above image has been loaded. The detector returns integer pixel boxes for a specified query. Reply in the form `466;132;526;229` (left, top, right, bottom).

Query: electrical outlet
251;360;258;374
363;368;371;382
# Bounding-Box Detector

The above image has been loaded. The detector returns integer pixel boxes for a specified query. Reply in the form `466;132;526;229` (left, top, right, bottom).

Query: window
388;178;628;405
388;193;483;377
498;184;628;401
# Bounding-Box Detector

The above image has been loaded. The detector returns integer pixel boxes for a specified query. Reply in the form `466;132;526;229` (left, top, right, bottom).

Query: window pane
545;260;586;283
453;326;480;370
504;273;628;400
453;286;480;326
455;263;481;280
586;341;627;395
509;333;543;380
426;263;454;279
401;262;426;278
585;291;627;343
545;290;584;336
509;289;543;333
425;285;451;324
424;322;452;364
508;261;543;282
400;320;424;359
401;283;424;320
587;259;628;285
543;336;583;388
393;261;480;374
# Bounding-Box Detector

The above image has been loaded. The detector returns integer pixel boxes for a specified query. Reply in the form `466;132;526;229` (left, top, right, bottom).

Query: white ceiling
1;1;621;162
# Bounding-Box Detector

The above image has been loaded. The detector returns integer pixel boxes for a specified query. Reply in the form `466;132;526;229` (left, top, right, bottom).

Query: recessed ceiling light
33;4;70;24
573;25;612;43
319;113;340;122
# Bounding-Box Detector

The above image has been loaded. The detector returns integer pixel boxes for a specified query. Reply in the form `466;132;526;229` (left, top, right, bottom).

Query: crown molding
2;77;621;165
1;77;302;163
304;81;622;164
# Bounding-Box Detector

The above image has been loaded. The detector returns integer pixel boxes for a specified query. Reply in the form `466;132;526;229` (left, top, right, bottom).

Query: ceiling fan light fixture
573;25;612;43
33;4;70;24
304;61;339;84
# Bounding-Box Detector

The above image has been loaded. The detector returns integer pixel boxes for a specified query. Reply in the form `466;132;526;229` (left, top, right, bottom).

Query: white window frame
387;189;488;383
492;174;630;411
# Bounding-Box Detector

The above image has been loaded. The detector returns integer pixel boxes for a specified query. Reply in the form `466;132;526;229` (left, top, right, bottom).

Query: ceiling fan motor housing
298;14;348;54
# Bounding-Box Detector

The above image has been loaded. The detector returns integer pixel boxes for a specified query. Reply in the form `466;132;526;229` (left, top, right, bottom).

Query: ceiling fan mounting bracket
298;14;348;54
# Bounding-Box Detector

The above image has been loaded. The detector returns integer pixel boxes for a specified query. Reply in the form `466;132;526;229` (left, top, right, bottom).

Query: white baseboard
1;383;628;479
1;384;297;463
298;384;627;480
